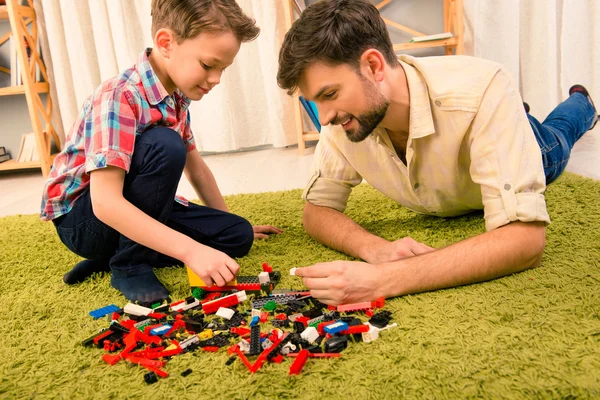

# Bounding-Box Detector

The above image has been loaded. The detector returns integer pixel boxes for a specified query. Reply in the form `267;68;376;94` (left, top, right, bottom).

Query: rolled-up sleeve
302;126;363;212
84;86;138;174
468;68;551;231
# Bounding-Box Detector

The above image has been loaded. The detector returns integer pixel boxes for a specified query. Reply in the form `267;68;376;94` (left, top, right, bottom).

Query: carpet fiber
1;173;599;399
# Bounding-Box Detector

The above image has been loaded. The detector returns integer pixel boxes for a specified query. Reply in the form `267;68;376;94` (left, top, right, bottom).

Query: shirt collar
135;48;191;110
399;57;436;139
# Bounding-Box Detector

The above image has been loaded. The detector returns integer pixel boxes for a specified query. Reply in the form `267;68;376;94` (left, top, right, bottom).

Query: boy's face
165;31;241;101
299;62;389;142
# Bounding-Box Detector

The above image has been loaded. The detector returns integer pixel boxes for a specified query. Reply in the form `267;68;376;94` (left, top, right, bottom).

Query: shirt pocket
432;94;479;113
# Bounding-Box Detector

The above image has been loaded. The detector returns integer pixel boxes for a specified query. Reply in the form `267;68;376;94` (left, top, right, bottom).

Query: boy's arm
183;149;228;212
89;166;238;286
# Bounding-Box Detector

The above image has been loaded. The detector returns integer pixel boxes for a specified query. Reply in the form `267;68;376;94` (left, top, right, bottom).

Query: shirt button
504;184;511;190
413;183;420;189
435;100;441;106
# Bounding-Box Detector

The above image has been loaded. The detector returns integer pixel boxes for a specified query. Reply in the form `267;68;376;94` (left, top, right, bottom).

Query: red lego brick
289;349;309;375
340;324;369;335
262;262;273;273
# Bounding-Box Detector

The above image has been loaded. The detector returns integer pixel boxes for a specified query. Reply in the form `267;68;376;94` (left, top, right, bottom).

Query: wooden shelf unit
0;1;60;176
377;0;464;55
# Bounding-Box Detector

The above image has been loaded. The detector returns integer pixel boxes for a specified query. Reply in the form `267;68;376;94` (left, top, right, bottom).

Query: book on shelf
0;146;5;156
410;32;453;43
6;34;41;87
16;132;38;163
0;153;11;163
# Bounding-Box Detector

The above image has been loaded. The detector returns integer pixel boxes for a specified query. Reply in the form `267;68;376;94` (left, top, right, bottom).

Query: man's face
166;31;240;101
299;62;389;142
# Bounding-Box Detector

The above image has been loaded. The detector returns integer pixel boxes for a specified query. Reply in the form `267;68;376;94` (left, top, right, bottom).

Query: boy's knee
228;218;254;258
141;127;187;168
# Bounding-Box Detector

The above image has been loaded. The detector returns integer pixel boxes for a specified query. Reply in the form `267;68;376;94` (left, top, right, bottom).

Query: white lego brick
235;290;247;302
361;322;380;343
124;303;152;316
181;299;200;311
258;271;270;284
251;309;262;317
289;268;298;276
288;313;303;322
300;326;320;343
280;342;297;355
216;307;235;320
238;340;250;354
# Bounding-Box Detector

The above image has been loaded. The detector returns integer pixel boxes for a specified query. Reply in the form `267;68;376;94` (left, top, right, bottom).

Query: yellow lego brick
186;265;237;287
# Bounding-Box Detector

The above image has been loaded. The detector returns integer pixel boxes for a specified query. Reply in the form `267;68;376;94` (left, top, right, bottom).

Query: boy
41;0;281;304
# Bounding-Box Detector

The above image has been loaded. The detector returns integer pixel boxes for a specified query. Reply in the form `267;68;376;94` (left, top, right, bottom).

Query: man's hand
253;225;283;240
367;237;435;264
184;244;240;287
294;260;387;305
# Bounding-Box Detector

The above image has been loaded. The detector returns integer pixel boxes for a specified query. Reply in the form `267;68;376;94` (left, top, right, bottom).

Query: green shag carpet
1;172;599;399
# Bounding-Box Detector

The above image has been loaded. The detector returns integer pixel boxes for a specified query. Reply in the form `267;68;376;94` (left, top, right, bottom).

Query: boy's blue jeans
529;92;596;184
53;127;254;274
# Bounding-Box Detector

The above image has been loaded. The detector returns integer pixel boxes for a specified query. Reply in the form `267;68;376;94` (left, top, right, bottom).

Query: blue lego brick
150;325;172;336
89;304;120;320
249;316;260;327
323;321;348;335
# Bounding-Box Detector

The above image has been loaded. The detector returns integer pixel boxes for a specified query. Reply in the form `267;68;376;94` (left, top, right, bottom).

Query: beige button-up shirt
302;55;550;231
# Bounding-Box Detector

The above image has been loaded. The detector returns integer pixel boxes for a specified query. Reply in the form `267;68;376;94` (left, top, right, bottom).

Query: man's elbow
526;222;546;269
302;202;315;233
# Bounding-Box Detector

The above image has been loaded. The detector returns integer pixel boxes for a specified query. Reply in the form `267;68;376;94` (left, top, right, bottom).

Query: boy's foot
63;259;110;284
111;266;169;304
569;84;599;130
523;102;530;114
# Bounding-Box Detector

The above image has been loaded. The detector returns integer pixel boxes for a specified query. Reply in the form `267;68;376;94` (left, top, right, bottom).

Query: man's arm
183;149;228;212
304;202;434;263
379;221;545;297
295;220;545;305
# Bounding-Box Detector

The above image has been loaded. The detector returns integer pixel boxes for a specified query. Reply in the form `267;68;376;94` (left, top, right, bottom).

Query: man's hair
151;0;260;43
278;0;399;95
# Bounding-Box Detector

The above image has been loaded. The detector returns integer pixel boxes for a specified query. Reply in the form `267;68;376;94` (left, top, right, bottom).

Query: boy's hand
185;244;240;287
253;225;283;240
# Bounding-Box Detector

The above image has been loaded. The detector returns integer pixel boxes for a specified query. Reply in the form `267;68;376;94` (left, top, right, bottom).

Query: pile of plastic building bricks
82;264;397;383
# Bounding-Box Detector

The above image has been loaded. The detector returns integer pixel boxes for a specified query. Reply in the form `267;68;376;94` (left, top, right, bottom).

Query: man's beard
332;76;390;143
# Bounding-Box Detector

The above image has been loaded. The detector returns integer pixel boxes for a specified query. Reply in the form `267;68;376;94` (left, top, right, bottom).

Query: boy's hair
151;0;260;43
277;0;399;95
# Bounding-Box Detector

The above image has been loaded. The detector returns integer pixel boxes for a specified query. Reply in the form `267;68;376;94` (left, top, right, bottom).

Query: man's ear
154;28;175;59
360;49;386;83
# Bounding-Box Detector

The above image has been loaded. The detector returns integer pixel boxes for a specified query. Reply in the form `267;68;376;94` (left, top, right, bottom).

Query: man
276;0;598;305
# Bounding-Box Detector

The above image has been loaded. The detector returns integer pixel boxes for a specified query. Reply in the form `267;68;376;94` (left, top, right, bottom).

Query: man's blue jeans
528;93;596;184
53;127;254;275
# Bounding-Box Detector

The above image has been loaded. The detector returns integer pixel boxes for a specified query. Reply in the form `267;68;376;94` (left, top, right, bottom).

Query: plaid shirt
41;49;196;221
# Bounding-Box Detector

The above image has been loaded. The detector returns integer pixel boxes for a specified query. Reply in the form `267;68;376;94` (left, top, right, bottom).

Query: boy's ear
155;28;175;59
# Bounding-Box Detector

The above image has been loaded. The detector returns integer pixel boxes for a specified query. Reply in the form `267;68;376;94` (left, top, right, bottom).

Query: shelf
0;5;33;21
0;159;42;172
394;37;458;52
0;82;49;96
